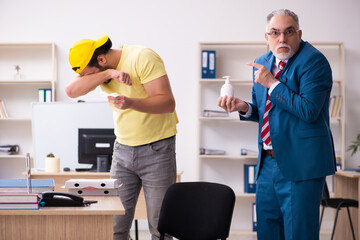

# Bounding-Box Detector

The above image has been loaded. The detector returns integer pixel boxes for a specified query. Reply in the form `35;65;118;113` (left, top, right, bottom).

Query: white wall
1;0;360;181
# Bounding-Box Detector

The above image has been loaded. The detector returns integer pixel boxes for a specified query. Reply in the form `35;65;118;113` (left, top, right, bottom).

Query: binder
244;164;256;193
252;202;257;231
208;50;216;78
201;50;209;78
38;89;45;102
45;89;52;102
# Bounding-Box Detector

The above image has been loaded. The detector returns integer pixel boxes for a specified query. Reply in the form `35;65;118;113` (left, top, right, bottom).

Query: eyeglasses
266;29;301;39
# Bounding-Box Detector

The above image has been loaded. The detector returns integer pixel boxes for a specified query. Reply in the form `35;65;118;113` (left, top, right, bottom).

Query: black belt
263;149;275;158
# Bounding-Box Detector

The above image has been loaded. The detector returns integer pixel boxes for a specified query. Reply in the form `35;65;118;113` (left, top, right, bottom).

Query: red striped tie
260;61;286;145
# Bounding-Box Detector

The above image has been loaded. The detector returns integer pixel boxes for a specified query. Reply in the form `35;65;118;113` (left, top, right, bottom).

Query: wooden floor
131;229;332;240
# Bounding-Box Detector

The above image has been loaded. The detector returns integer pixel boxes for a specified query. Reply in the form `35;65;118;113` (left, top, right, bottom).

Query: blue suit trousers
256;154;325;240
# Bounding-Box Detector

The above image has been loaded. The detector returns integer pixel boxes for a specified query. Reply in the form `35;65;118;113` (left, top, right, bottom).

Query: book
0;178;54;193
0;193;39;203
202;110;229;117
0;99;8;118
0;202;39;210
244;164;256;193
334;96;342;117
331;95;342;118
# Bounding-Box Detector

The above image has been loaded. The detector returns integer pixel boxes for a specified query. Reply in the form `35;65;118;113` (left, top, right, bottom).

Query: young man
218;9;336;240
67;35;178;240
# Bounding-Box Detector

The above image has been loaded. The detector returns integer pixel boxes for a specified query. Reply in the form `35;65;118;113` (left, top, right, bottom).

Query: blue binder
244;164;256;193
208;50;216;78
252;202;257;231
201;50;209;78
45;89;52;102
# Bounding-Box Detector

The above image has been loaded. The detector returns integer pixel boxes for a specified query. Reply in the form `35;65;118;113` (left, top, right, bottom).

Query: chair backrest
322;181;330;201
158;181;236;240
321;181;330;208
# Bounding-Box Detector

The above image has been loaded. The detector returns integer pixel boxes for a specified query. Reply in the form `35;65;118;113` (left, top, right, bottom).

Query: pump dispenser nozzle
223;76;231;84
220;76;234;97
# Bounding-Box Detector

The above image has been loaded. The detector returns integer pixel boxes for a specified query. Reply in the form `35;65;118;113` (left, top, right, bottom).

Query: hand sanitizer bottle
220;76;234;97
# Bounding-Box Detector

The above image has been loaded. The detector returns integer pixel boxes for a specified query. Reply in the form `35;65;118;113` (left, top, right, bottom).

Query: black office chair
319;181;358;240
157;181;235;240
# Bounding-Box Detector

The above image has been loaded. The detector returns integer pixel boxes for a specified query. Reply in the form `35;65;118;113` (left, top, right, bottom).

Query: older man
218;9;336;240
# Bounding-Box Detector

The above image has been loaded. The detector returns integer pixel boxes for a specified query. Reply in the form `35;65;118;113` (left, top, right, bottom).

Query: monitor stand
96;155;110;172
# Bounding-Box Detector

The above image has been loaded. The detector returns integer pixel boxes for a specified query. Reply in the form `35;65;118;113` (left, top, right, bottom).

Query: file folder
45;89;52;102
38;89;45;102
244;164;256;193
252;202;257;231
201;50;209;78
208;50;216;78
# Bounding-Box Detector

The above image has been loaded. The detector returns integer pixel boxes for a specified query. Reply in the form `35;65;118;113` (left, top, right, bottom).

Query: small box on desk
65;179;121;196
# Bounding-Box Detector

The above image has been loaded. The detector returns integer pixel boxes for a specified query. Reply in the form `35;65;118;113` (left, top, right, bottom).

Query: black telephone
40;192;97;207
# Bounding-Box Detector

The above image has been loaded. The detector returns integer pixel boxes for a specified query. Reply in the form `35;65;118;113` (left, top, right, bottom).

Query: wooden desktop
0;196;124;240
334;170;360;240
30;170;183;220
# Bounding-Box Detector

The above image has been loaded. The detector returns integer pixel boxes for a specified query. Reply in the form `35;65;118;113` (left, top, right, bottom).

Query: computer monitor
78;128;116;172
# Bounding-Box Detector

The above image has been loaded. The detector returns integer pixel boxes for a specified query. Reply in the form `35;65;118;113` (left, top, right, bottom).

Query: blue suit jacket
241;41;336;181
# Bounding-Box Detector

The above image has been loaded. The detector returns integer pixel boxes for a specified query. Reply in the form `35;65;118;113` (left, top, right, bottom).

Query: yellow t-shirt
100;44;178;146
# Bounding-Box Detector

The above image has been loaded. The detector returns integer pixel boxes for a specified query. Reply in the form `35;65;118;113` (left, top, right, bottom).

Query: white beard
273;44;295;60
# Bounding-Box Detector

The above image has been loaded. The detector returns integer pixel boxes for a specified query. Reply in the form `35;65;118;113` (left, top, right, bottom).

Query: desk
29;171;183;220
0;196;124;240
334;170;359;240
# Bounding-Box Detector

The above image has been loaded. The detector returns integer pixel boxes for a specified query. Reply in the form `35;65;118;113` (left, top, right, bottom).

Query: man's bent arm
65;70;112;98
109;75;175;114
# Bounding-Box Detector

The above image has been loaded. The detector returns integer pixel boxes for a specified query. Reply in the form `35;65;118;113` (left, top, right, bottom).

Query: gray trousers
110;136;176;240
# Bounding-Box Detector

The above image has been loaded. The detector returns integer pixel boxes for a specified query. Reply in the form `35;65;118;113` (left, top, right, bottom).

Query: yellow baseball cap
69;34;109;74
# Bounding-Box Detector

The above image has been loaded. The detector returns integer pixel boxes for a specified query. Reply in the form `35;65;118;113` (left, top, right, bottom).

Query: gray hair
267;9;299;27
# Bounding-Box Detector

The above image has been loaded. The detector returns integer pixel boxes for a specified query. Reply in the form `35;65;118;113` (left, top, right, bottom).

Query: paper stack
65;179;121;196
0;193;39;210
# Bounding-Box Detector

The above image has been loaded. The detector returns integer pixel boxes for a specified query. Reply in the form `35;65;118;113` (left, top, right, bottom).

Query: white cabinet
198;42;345;234
0;43;57;178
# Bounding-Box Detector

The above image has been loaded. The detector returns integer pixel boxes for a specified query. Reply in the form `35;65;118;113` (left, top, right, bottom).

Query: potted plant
347;134;360;157
45;153;60;172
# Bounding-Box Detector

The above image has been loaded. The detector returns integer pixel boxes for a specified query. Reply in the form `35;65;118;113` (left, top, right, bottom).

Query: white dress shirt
240;58;288;150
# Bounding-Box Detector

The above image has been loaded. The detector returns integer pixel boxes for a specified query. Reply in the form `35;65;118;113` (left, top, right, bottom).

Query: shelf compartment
199;154;257;160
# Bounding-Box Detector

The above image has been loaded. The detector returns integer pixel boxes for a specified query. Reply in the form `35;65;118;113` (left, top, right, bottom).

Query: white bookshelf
0;43;57;178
